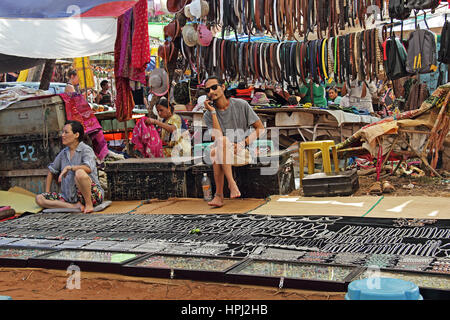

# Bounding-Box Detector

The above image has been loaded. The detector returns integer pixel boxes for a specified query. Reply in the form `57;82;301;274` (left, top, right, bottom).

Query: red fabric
59;93;108;160
80;1;138;17
59;93;102;134
115;77;135;122
0;216;17;223
114;10;135;122
131;0;150;85
131;117;164;158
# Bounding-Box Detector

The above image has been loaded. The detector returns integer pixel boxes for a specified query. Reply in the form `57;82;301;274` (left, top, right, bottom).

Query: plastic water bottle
201;173;212;201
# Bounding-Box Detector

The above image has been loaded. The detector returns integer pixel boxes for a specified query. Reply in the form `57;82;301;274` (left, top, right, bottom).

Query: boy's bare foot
72;202;85;212
229;182;241;199
84;203;94;214
208;194;224;208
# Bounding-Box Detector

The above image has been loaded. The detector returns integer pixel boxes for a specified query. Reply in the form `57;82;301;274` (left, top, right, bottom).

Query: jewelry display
231;260;355;282
133;255;240;272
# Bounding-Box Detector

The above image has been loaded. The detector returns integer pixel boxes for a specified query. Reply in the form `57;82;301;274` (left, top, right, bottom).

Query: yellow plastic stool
299;140;339;186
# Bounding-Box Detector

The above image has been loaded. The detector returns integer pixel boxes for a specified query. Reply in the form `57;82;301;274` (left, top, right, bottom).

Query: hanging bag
405;0;440;10
389;0;412;20
382;25;410;80
405;15;438;74
438;16;450;64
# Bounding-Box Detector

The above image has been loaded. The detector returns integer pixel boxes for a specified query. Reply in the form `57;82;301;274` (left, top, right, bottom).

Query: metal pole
82;57;88;100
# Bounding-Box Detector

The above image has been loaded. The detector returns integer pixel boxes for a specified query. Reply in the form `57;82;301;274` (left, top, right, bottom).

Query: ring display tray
122;253;245;282
28;249;142;274
358;268;450;300
225;259;363;292
0;246;56;267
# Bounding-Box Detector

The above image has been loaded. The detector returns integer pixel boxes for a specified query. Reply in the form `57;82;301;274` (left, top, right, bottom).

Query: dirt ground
0;267;345;300
0;171;448;300
290;171;450;197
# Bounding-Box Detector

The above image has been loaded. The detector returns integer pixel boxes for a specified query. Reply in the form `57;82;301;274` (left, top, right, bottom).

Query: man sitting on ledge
203;76;265;208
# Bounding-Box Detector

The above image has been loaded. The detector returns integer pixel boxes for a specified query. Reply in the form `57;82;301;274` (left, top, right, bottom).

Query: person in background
65;69;80;93
6;71;19;82
327;87;342;105
298;80;327;107
95;80;112;105
341;79;378;115
35;120;104;213
145;98;191;158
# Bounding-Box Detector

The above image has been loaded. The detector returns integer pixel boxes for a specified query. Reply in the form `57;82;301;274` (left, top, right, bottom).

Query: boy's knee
74;169;88;179
35;194;44;206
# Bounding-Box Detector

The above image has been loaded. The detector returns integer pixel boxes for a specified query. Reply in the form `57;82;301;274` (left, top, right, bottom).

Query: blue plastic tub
346;278;423;300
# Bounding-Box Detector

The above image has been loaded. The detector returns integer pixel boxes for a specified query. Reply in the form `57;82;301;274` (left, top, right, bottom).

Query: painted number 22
19;145;37;161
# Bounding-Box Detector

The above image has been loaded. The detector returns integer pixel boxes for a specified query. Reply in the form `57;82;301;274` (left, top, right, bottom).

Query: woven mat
94;198;267;215
136;198;267;214
249;195;450;219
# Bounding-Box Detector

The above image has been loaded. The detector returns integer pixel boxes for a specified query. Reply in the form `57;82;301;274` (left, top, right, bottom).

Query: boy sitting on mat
35;120;104;213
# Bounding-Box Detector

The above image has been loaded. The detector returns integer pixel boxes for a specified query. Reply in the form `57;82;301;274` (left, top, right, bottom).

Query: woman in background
145;98;191;158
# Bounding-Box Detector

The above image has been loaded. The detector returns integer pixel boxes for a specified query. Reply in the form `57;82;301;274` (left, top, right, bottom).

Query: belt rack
204;27;381;92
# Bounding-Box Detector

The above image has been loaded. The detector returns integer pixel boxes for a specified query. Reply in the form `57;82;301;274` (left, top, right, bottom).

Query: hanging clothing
59;92;108;161
131;0;150;85
299;81;327;107
114;8;135;122
60;93;101;134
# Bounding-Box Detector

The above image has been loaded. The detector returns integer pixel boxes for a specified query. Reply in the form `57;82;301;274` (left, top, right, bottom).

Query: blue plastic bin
346;278;423;300
0;296;12;300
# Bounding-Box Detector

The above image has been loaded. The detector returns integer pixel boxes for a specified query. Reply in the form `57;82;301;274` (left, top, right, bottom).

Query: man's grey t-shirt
203;98;260;142
48;141;104;203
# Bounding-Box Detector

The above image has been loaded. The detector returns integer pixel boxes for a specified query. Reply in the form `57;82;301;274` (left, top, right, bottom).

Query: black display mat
122;253;244;282
225;259;363;292
0;213;448;276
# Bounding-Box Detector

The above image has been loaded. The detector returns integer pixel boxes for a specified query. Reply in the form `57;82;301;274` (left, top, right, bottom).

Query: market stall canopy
0;0;139;61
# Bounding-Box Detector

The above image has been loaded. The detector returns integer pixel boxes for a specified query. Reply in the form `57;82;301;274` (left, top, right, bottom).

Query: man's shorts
210;138;252;167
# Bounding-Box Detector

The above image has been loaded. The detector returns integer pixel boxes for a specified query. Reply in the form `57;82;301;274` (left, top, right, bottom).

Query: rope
42;104;50;151
125;199;152;214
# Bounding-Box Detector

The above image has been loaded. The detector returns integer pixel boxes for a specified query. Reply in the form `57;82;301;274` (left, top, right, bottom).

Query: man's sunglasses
205;84;219;92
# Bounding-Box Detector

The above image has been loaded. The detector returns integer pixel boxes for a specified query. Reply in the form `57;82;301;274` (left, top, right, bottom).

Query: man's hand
58;166;72;183
204;99;215;112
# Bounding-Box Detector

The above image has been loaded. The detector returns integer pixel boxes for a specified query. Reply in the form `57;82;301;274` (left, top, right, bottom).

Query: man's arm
65;84;75;93
45;171;55;193
204;100;223;141
145;118;176;133
244;120;265;146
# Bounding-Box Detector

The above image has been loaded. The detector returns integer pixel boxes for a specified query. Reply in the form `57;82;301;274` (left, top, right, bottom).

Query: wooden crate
0;95;66;136
0;168;60;194
105;157;197;201
0;132;63;171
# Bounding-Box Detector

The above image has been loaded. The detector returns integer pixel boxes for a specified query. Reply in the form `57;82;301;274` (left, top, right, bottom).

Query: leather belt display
200;30;383;89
